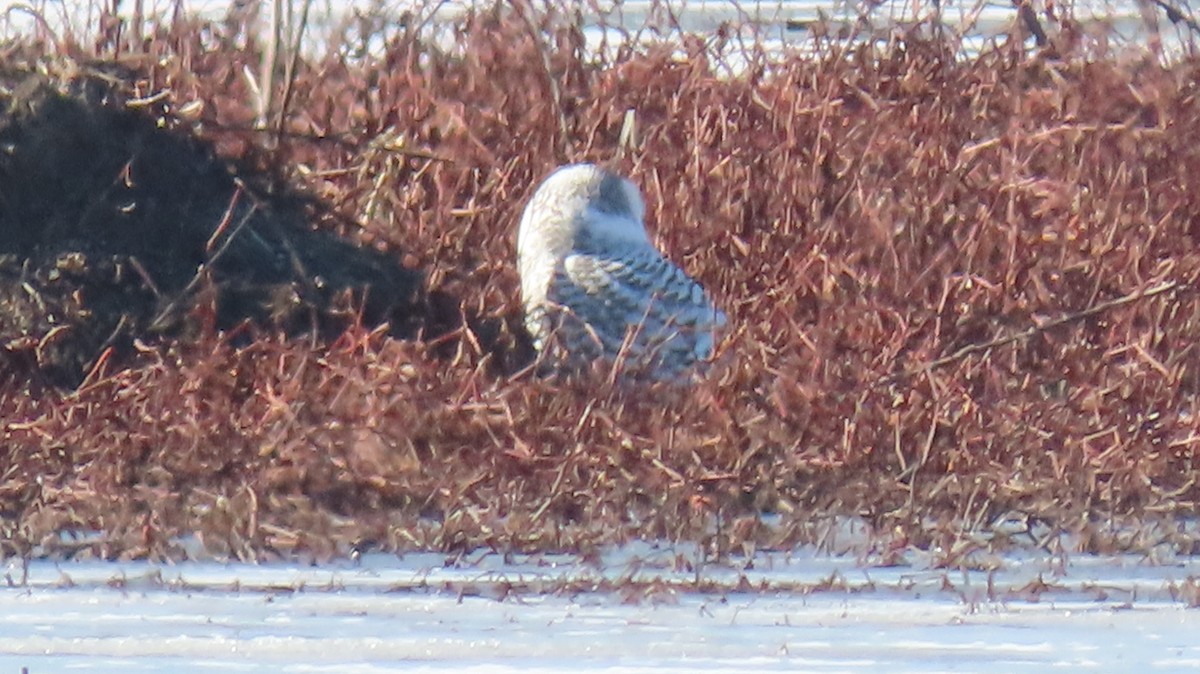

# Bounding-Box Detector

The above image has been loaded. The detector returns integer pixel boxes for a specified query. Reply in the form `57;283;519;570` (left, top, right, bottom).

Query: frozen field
3;2;1198;672
4;545;1200;672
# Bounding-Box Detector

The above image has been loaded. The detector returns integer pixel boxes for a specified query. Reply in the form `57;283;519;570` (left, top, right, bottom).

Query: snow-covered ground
4;544;1200;672
3;2;1198;671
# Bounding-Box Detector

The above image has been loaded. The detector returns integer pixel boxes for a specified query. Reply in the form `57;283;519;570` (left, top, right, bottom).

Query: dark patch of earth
0;64;422;386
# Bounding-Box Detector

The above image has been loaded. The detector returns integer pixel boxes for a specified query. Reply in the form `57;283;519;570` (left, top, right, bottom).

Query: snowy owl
517;163;726;381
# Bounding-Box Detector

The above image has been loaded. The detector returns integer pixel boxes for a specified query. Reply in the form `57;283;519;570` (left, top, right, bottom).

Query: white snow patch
3;548;1200;671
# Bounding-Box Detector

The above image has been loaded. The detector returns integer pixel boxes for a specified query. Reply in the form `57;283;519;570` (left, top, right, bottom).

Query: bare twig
882;280;1181;384
1146;0;1200;33
512;0;570;157
274;0;314;143
1013;0;1048;47
148;188;260;333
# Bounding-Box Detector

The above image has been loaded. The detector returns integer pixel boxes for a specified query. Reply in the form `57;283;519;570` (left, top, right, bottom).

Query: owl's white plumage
517;163;725;380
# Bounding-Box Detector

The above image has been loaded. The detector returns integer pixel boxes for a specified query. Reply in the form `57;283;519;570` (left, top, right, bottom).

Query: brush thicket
2;3;1200;562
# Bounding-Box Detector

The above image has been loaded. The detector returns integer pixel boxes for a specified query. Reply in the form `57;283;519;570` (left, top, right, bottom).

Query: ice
3;547;1200;672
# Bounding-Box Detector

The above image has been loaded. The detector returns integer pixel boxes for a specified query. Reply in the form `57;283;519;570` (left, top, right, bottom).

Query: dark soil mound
0;65;421;386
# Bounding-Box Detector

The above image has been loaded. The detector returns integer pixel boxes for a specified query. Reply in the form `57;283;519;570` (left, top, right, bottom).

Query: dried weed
3;4;1200;562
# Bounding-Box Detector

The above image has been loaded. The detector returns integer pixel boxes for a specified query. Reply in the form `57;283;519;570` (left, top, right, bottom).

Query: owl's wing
545;246;725;374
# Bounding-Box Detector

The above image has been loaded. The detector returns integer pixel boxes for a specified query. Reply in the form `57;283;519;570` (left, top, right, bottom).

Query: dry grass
3;2;1200;563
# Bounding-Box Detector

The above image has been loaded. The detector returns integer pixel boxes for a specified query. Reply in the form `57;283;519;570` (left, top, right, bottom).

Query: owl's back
538;244;725;379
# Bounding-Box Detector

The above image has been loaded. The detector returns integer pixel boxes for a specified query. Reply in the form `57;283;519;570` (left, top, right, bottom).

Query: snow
2;1;1198;670
3;546;1200;672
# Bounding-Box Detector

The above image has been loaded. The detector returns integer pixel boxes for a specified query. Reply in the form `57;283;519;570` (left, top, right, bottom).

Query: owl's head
530;164;648;246
518;164;651;313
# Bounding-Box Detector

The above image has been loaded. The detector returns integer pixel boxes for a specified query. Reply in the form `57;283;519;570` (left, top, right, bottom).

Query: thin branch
256;0;283;129
148;186;260;333
1147;0;1200;33
882;280;1181;384
274;0;313;144
512;0;570;157
1013;0;1048;47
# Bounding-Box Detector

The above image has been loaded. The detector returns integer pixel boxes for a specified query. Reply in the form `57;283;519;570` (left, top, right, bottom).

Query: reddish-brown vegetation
3;4;1200;562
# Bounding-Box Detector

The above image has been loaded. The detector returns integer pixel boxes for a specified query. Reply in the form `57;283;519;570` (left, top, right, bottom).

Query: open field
3;0;1200;566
